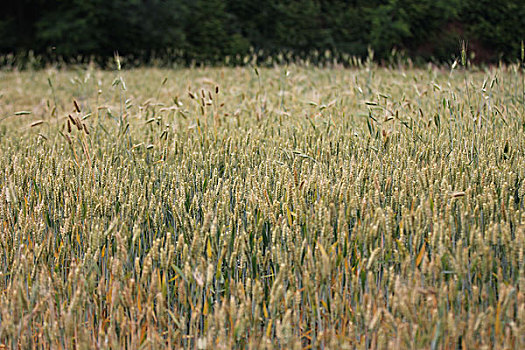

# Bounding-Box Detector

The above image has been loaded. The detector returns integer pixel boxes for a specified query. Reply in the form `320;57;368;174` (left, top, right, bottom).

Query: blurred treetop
1;0;524;66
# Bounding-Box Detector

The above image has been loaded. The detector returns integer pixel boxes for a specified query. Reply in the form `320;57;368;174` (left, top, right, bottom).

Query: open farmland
0;63;524;348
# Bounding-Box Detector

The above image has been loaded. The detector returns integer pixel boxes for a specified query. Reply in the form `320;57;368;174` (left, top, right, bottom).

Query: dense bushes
1;0;524;66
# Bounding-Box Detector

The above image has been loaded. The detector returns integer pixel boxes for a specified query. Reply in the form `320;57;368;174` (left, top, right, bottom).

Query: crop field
0;62;524;349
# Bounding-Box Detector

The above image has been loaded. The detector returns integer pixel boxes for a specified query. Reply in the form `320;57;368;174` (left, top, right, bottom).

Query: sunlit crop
0;60;524;348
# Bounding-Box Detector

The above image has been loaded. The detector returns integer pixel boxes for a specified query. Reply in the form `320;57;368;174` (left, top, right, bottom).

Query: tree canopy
1;0;524;66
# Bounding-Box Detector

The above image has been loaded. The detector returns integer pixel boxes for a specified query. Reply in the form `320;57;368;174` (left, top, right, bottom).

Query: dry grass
0;62;524;349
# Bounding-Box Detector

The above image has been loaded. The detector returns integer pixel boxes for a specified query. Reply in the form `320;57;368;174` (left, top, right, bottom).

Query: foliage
0;0;524;65
461;0;525;61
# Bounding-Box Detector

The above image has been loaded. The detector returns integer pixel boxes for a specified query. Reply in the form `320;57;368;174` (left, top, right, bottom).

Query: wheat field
0;62;524;349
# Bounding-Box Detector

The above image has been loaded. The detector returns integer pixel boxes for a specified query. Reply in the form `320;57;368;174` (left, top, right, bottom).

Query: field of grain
0;62;524;348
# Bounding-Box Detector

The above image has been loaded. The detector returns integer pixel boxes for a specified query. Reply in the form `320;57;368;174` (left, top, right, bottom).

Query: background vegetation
1;0;525;66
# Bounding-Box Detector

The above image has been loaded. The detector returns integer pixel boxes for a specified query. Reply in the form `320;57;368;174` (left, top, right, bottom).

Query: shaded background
1;0;524;66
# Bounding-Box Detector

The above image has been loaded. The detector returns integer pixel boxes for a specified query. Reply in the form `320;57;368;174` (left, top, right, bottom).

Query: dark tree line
1;0;524;66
